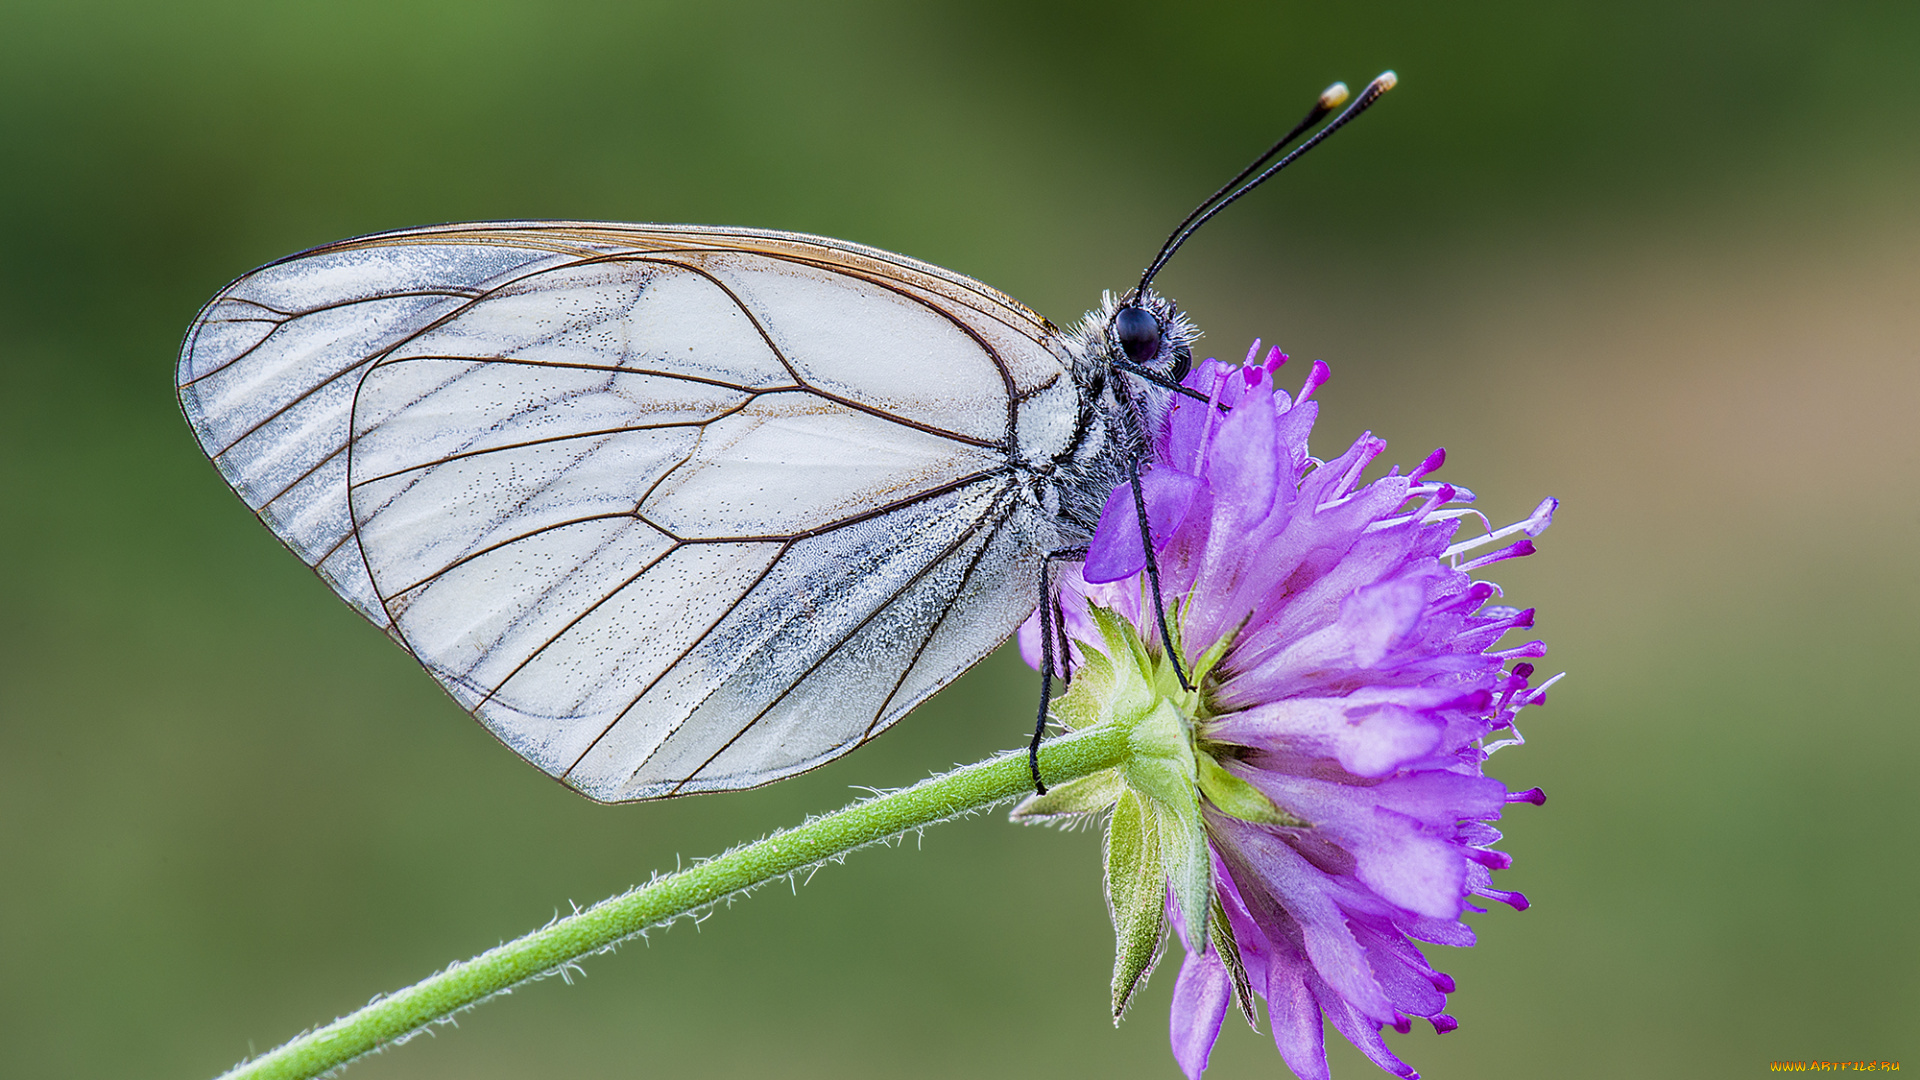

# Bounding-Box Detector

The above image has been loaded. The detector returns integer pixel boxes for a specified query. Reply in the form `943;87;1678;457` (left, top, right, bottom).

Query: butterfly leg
1114;357;1214;405
1126;433;1193;693
1107;368;1196;692
1052;572;1074;691
1030;545;1088;794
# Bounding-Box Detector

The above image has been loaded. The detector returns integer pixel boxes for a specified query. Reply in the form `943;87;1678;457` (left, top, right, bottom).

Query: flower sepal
1105;787;1170;1018
1009;605;1215;1020
1193;752;1305;828
1116;697;1211;1018
1204;894;1258;1026
1008;770;1124;819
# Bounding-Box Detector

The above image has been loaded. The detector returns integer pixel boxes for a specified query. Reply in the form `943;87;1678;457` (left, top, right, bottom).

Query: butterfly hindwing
179;223;1071;800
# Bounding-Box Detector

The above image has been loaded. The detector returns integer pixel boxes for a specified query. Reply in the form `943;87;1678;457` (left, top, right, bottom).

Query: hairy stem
218;723;1132;1080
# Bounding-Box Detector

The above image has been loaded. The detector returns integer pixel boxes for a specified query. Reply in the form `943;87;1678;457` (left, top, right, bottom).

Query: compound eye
1112;305;1162;364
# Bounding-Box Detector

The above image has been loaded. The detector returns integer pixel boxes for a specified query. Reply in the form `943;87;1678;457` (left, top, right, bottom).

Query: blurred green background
2;1;1915;1077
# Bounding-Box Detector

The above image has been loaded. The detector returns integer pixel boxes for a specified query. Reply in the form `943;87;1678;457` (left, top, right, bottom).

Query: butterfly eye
1112;305;1162;364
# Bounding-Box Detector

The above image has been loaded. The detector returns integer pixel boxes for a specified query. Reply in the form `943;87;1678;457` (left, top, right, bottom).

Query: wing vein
348;408;757;489
865;496;1021;733
202;256;634;457
468;538;687;713
385;511;643;599
180;289;482;389
559;539;797;777
633;467;1011;545
664;481;1021;794
377;353;794;395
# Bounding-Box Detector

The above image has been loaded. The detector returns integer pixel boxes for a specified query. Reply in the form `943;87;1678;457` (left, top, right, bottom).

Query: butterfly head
1069;289;1198;395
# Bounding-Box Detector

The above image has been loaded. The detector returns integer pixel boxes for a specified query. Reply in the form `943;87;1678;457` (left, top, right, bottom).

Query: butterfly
176;76;1391;803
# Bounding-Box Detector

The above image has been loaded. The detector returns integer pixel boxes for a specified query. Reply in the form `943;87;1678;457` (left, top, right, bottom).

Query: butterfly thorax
1029;291;1198;550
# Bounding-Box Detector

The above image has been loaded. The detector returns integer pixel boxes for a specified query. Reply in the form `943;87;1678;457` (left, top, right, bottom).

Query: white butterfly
176;78;1389;803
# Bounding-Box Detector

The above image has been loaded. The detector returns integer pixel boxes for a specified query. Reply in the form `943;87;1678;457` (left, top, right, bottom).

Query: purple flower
1014;345;1557;1080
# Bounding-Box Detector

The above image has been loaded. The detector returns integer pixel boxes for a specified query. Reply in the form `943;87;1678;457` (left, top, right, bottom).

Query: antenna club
1318;82;1351;109
1373;70;1398;92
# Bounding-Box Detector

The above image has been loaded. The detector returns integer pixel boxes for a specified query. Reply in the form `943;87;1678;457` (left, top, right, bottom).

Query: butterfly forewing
178;222;1073;801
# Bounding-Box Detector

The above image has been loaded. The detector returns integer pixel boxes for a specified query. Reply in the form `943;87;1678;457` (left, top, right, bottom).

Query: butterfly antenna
1136;80;1348;298
1136;72;1396;296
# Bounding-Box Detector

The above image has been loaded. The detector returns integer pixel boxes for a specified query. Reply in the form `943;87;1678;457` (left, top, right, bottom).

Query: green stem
217;723;1132;1080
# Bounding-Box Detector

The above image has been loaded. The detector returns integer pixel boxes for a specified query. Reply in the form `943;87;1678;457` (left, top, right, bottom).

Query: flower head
1014;345;1557;1080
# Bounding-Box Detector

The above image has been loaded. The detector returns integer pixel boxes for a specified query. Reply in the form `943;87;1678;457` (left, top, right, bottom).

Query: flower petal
1237;771;1479;920
1266;949;1332;1080
1351;807;1469;920
1083;469;1204;584
1314;978;1419;1078
1170;948;1233;1079
1206;694;1444;778
1212;816;1397;1021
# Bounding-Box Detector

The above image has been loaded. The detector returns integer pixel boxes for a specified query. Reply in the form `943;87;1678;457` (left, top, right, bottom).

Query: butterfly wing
178;222;1073;801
